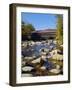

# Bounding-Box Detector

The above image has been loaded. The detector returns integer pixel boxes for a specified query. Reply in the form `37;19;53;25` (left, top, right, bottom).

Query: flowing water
22;41;56;58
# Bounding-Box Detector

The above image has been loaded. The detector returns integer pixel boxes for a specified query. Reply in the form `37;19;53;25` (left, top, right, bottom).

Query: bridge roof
32;29;56;34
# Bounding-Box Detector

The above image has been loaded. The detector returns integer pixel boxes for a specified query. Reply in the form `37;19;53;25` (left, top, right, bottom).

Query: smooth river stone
49;69;60;74
22;66;34;71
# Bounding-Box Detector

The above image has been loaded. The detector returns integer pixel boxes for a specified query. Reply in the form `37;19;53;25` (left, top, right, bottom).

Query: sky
21;12;58;30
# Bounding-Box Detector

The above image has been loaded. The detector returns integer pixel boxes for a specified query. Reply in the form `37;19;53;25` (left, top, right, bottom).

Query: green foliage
56;15;63;45
22;21;35;35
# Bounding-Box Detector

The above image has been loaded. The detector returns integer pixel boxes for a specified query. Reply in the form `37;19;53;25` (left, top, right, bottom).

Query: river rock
21;74;33;77
40;66;46;70
52;54;63;60
22;66;34;71
50;49;63;60
22;61;26;66
31;57;41;63
49;69;60;74
56;65;60;69
24;56;34;60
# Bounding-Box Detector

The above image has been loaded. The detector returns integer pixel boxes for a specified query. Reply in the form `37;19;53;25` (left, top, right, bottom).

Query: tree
22;21;35;35
56;15;63;45
21;21;35;40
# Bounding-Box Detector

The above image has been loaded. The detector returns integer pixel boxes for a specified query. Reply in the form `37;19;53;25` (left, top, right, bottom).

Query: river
22;40;56;58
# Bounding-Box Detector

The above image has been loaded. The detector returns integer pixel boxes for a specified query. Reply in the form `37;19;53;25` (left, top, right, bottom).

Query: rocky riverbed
21;40;63;77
